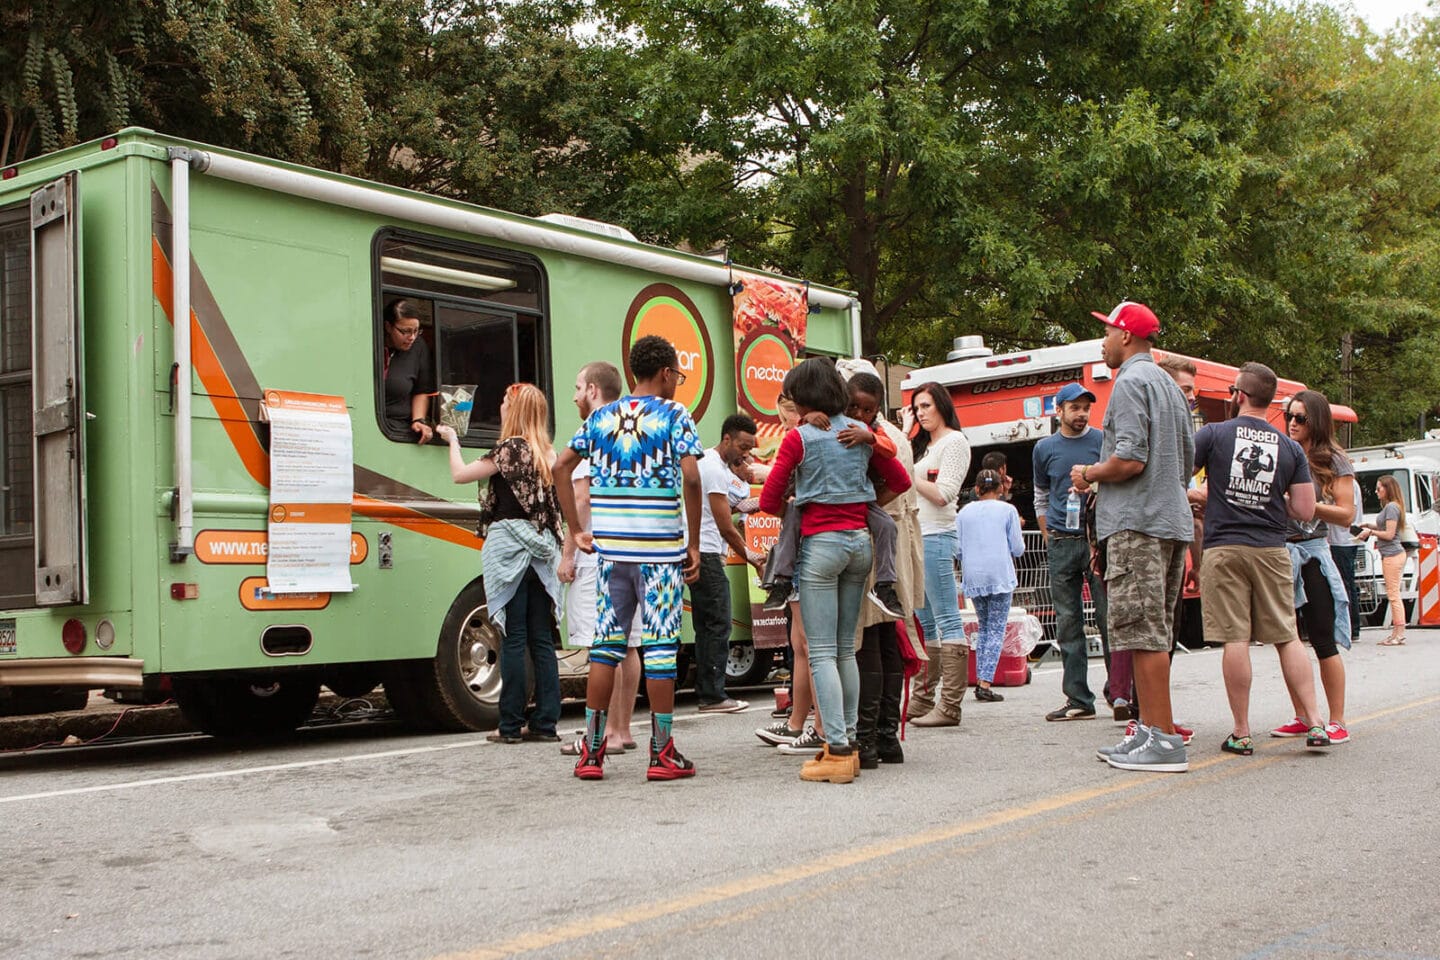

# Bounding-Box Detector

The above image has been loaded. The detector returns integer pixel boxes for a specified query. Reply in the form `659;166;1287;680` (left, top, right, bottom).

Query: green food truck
0;129;858;736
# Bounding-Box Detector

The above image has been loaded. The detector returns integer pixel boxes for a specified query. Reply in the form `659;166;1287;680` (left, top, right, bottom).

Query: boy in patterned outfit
554;335;704;780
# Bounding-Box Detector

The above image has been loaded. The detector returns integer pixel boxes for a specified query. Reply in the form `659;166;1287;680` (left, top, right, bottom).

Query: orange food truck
901;335;1356;651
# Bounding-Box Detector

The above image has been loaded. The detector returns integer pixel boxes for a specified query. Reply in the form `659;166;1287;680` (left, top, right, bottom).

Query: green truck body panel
0;130;854;680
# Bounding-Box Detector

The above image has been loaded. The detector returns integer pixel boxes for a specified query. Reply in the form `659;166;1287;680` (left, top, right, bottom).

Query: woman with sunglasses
382;299;436;443
438;383;564;743
1360;474;1410;646
1278;390;1354;745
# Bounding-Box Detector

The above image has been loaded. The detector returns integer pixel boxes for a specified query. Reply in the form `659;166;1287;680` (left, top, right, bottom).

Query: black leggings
1297;558;1341;660
856;622;902;674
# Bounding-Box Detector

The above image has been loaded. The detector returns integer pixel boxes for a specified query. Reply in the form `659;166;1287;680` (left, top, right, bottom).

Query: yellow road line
436;693;1440;960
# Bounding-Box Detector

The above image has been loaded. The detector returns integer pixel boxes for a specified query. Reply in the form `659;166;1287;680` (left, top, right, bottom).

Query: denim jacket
1286;538;1352;651
793;416;875;507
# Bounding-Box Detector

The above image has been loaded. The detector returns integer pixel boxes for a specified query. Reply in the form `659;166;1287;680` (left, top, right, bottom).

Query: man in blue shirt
1033;383;1110;722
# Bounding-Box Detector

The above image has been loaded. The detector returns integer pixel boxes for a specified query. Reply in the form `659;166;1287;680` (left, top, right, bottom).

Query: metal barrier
1004;531;1103;654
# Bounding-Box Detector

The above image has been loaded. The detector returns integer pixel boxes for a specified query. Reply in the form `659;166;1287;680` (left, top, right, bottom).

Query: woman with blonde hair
438;383;565;742
1360;474;1409;645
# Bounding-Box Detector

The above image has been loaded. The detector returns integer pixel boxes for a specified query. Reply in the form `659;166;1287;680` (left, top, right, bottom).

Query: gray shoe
1096;722;1148;762
1105;727;1188;773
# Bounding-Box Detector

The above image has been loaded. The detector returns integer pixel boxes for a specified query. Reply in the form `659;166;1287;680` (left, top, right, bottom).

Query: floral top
477;438;562;542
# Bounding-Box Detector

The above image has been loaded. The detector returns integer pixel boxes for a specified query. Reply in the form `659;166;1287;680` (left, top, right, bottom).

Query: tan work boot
906;645;943;720
910;644;968;727
800;744;857;784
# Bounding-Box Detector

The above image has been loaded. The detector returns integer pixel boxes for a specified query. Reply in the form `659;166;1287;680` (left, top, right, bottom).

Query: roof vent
947;335;994;361
537;213;637;243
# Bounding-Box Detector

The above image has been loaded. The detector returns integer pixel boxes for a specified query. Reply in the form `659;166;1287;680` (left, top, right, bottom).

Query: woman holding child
759;360;911;783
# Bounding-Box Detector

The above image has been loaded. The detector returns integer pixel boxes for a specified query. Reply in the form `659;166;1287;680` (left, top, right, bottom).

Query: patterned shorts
1103;529;1188;653
594;558;684;647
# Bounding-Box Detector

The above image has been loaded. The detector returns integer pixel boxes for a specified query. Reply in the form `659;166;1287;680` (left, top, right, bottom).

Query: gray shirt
1095;352;1195;543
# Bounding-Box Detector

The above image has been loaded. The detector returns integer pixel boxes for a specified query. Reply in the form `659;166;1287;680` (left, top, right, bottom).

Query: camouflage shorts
1103;530;1188;653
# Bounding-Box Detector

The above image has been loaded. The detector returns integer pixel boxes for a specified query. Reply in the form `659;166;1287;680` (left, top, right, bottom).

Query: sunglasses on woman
1284;412;1309;425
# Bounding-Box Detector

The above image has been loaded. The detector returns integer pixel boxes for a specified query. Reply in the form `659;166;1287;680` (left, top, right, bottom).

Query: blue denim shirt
1286;538;1352;651
793;416;876;507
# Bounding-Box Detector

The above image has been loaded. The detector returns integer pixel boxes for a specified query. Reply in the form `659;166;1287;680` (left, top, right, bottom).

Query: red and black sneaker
646;738;697;781
573;738;607;781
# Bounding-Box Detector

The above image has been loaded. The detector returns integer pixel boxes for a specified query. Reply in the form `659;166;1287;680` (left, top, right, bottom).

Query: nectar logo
737;331;796;418
622;283;714;422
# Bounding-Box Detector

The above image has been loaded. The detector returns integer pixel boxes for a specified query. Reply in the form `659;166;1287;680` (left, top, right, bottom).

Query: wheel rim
726;642;755;680
458;605;502;705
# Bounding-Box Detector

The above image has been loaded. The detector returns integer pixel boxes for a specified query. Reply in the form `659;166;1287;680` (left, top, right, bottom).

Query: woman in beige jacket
844;370;925;767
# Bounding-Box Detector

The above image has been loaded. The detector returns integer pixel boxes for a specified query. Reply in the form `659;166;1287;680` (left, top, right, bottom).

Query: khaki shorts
1200;545;1298;645
1104;529;1188;653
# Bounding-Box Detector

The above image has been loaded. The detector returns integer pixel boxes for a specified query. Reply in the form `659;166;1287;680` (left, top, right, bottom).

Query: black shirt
383;343;436;435
487;472;529;524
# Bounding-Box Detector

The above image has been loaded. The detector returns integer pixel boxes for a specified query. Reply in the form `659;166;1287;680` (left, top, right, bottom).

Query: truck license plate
0;618;15;655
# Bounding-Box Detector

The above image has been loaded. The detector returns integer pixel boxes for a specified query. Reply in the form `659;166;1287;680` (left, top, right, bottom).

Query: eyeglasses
1228;384;1247;397
668;367;688;386
392;326;421;338
1284;412;1309;425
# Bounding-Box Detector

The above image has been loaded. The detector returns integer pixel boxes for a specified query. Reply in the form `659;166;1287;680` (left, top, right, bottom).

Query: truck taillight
62;619;86;654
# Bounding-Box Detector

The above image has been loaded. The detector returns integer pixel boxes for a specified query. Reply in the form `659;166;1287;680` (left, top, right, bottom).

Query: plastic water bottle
1065;489;1081;530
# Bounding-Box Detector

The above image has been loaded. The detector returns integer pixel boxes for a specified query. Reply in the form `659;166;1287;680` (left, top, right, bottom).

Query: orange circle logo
737;330;796;419
622;284;714;422
269;505;288;523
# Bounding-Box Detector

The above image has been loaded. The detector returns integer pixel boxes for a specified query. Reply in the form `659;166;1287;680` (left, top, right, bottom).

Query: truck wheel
171;674;321;739
726;642;773;686
407;581;502;731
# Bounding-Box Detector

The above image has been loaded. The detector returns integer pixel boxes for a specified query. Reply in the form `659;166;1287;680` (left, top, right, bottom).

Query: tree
1;0;372;168
588;0;1259;361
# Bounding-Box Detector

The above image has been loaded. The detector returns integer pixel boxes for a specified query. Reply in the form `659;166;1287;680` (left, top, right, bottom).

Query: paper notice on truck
262;390;357;594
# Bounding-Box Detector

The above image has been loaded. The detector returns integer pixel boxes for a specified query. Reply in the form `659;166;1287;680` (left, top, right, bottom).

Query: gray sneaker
1105;727;1188;773
776;726;825;755
1096;722;1148;762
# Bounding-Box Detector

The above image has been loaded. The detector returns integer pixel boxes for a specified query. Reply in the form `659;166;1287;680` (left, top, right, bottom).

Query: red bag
893;618;930;739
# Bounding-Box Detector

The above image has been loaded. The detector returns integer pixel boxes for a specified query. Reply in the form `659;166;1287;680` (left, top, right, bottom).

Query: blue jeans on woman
971;592;1012;683
499;568;561;738
796;529;873;748
915;531;965;643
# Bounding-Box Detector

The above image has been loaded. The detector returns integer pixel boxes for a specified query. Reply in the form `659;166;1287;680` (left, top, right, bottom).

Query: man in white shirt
693;414;767;713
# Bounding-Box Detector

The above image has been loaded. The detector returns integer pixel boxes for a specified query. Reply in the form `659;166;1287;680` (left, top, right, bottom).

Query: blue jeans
915;531;965;643
796;529;873;748
972;592;1011;682
499;568;561;737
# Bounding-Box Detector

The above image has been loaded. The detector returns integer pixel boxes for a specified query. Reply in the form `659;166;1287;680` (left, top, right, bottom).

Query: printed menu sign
263;390;356;594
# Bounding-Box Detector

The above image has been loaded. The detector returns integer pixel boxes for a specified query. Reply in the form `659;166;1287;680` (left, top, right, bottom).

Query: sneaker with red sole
647;738;697;781
1270;717;1310;738
573;738;606;780
1324;721;1350;745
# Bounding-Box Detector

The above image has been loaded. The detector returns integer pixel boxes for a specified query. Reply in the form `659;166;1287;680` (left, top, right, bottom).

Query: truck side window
1416;475;1433;514
374;232;549;445
0;204;33;539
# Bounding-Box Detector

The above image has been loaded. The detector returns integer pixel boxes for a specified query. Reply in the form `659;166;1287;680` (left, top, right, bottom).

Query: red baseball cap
1091;301;1160;340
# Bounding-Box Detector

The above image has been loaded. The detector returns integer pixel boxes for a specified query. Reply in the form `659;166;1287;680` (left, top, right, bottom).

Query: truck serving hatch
29;173;88;606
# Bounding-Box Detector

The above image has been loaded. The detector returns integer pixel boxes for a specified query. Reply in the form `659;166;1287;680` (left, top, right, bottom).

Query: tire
725;642;773;687
0;685;90;716
404;580;502;732
171;673;321;739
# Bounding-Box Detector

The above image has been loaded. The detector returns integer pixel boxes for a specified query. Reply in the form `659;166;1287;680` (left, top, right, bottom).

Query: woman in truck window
437;383;564;742
382;299;436;443
1360;474;1408;645
905;381;972;729
1279;390;1354;745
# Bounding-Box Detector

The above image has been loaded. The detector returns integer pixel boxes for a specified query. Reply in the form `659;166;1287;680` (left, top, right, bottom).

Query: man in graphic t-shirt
1191;362;1331;754
554;335;705;782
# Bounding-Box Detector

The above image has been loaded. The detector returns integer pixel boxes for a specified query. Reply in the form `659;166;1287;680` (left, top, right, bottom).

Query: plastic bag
438;384;477;435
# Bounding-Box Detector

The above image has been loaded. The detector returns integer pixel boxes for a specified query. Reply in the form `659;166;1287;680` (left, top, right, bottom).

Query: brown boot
910;644;967;727
906;645;942;720
800;744;857;783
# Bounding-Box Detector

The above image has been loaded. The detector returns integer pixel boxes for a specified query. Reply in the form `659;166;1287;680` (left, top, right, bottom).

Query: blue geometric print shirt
568;394;703;564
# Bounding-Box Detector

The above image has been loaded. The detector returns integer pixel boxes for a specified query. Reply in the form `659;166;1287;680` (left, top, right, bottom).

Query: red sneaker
647;738;697;781
1173;722;1194;746
573;738;606;780
1270;717;1309;738
1325;721;1350;745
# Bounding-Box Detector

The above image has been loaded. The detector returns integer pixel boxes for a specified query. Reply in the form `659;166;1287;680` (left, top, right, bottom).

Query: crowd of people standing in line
420;301;1403;784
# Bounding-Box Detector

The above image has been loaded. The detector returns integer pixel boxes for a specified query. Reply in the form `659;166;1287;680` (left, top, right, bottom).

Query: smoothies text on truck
901;335;1358;650
0;129;859;733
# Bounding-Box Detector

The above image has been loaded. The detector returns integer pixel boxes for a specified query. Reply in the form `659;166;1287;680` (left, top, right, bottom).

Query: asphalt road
2;628;1436;960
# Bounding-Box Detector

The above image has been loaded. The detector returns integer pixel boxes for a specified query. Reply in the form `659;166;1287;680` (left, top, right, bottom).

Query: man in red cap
1070;301;1196;773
